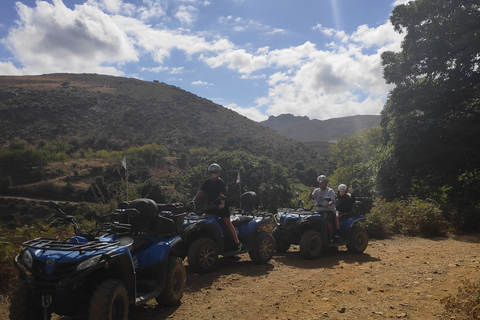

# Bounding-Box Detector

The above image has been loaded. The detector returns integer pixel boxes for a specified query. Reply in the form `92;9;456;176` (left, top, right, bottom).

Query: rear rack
22;237;119;253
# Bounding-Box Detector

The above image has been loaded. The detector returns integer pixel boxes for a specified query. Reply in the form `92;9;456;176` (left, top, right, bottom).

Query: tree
380;0;480;200
329;127;383;197
178;151;293;212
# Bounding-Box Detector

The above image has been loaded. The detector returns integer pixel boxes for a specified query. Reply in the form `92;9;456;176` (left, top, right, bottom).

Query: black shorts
320;211;335;223
207;206;230;218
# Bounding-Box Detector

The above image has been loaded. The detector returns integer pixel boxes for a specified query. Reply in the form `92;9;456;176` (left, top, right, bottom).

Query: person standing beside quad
192;163;242;251
309;175;336;242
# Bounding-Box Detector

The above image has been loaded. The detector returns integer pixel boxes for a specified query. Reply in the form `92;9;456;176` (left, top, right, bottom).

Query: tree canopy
177;150;293;213
328;127;383;197
380;0;480;199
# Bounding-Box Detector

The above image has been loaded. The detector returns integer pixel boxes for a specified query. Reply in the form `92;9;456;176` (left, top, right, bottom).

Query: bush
362;199;397;239
363;198;449;239
404;198;449;237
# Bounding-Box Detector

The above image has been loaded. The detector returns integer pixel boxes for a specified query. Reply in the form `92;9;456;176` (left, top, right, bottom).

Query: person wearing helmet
334;184;356;239
192;163;242;251
336;184;356;215
309;175;336;241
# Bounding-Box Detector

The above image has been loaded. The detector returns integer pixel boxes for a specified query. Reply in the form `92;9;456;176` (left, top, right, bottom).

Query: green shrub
362;199;397;238
404;198;449;237
363;198;449;239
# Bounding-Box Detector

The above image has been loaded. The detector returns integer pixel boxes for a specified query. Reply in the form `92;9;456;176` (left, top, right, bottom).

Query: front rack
22;237;119;252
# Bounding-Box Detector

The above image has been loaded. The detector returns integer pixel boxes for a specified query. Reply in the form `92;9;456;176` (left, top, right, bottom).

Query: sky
0;0;409;122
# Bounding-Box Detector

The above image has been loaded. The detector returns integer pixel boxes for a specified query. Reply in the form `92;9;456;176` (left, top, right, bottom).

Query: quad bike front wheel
88;279;128;320
300;229;323;260
346;227;369;253
188;237;219;274
272;228;291;253
249;231;275;264
9;277;48;320
156;257;186;306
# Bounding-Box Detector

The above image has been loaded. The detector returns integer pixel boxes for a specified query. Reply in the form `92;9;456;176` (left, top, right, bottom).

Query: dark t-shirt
335;192;356;214
200;177;227;205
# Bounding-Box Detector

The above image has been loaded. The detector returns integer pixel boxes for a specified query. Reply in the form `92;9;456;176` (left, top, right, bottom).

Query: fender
184;220;224;252
340;216;365;229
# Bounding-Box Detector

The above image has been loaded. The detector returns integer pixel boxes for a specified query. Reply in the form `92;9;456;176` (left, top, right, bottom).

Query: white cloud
253;20;401;120
192;80;212;86
202;48;267;74
218;16;233;24
392;0;412;6
140;65;168;73
5;0;137;75
174;5;198;25
86;0;134;15
0;61;23;75
312;24;349;42
267;42;317;68
113;15;231;66
351;23;403;52
225;103;268;122
170;67;184;74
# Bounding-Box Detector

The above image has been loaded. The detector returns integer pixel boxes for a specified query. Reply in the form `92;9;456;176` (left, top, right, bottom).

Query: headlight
21;250;33;268
76;255;102;271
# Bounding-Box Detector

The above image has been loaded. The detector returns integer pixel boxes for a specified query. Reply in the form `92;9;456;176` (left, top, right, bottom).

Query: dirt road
2;234;479;319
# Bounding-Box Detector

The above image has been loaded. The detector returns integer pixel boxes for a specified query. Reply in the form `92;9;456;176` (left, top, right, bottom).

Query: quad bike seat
230;215;251;227
127;198;184;236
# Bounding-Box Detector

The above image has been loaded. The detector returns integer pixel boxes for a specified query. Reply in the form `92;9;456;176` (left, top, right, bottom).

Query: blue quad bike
272;198;370;259
182;192;275;274
9;199;187;320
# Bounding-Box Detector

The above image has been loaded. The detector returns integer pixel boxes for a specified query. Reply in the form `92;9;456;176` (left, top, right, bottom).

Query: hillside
0;74;327;171
261;114;380;143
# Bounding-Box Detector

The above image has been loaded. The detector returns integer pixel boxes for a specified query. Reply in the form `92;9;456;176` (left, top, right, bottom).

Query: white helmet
338;184;347;191
208;163;221;172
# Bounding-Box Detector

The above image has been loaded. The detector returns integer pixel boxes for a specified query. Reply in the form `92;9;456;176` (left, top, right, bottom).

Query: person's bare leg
326;221;333;238
222;217;239;244
335;213;340;233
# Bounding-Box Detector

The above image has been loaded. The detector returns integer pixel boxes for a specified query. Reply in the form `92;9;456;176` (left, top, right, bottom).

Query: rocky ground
2;234;479;319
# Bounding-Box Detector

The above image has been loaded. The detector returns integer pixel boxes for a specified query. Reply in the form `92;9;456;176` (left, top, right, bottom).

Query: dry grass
442;279;480;319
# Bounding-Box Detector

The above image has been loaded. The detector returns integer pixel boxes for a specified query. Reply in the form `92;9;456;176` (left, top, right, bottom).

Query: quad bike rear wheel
156;257;186;306
346;227;369;253
249;231;275;264
88;279;128;320
188;237;219;274
300;229;323;260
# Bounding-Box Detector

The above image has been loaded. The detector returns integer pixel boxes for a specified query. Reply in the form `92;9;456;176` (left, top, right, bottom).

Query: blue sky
0;0;408;122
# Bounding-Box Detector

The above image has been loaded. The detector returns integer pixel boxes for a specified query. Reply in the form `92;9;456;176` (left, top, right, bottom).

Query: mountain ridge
0;73;330;172
260;113;380;142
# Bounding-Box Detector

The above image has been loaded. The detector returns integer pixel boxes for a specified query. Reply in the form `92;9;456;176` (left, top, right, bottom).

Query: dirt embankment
2;234;479;319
